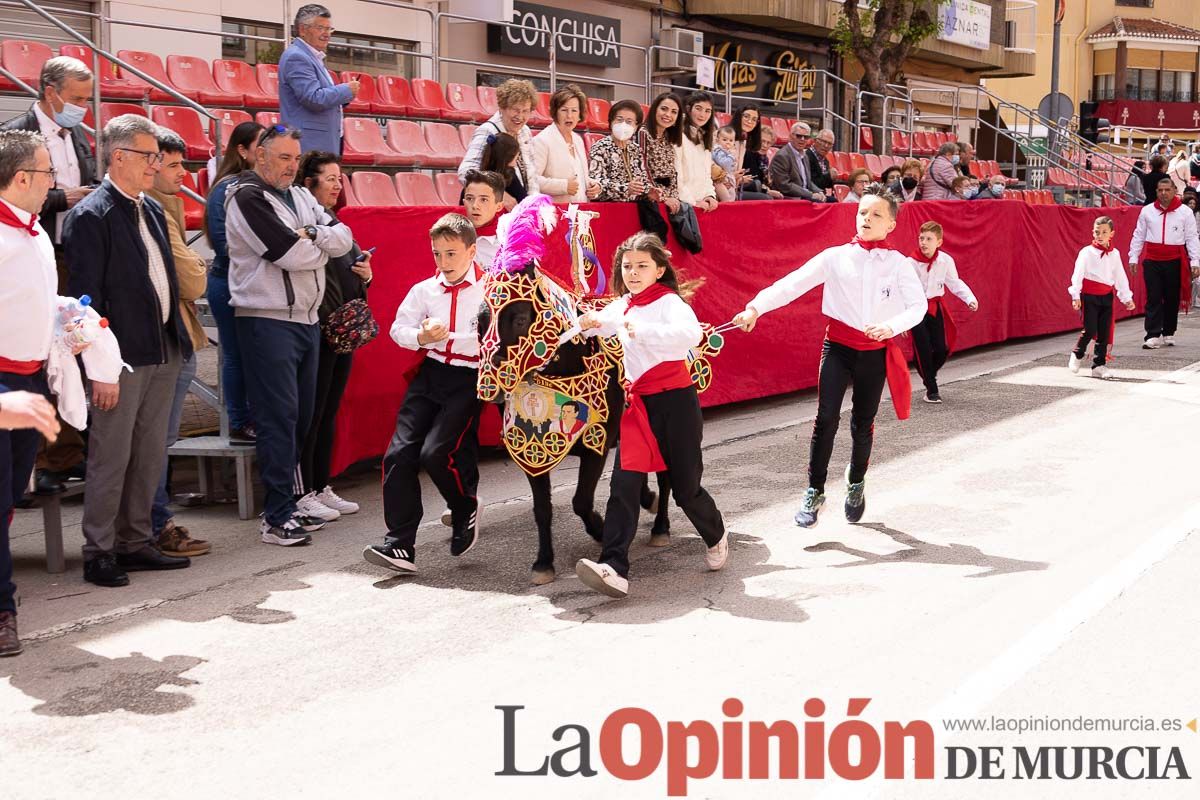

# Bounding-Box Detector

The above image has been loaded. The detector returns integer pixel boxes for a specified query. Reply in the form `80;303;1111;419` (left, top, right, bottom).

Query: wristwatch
303;225;318;240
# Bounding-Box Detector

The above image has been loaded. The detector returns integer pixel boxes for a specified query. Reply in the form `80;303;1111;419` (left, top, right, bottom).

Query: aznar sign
938;0;992;51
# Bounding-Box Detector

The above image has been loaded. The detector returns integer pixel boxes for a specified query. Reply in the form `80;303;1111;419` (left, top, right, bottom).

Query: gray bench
28;481;85;573
167;436;257;520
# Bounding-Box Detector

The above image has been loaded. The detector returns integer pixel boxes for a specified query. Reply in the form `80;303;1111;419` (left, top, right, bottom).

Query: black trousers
1143;259;1181;339
809;340;887;493
382;359;480;549
910;310;948;394
599;386;724;578
1074;293;1113;367
0;371;49;615
297;340;354;494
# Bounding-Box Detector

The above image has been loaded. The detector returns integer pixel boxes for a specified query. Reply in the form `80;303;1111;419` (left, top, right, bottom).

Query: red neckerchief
852;236;890;251
473;212;502;239
0;201;38;236
1155;196;1183;214
441;264;483;294
1091;241;1114;255
909;247;938;265
624;281;673;313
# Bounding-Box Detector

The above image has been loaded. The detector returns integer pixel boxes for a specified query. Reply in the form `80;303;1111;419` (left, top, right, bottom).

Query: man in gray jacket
769;122;823;201
225;124;353;545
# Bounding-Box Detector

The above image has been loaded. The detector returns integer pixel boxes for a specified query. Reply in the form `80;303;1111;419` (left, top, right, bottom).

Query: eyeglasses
20;165;57;180
116;148;164;165
304;22;335;33
258;124;290;147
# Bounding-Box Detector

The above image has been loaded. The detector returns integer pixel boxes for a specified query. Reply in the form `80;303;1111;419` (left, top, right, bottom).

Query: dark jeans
236;316;320;526
207;272;251;430
1074;293;1114;368
911;310;948;394
152;353;198;534
0;371;49;614
298;341;354;494
1142;259;1181;339
809;340;887;493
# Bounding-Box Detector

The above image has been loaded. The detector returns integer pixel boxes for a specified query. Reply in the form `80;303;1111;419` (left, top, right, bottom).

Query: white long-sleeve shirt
588;291;702;383
1069;245;1133;304
749;242;928;336
530;126;588;203
389;265;486;366
1129;201;1200;266
0;198;57;362
909;250;977;306
675;135;717;206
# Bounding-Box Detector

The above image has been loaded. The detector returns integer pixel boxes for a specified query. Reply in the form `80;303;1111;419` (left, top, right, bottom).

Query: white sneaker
1164;335;1175;347
316;485;358;515
575;558;629;598
1092;365;1111;380
1143;336;1163;350
259;517;312;547
705;532;729;571
296;491;340;521
1068;353;1082;373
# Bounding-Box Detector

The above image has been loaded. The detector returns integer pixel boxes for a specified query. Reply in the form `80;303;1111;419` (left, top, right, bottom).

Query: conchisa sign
487;2;622;68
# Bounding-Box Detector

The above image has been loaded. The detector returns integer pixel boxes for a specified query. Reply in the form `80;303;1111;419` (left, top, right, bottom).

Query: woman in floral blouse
587;100;649;202
641;91;684;214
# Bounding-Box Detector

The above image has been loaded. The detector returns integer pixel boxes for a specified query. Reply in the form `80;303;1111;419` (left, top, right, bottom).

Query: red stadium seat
254;64;279;98
59;45;144;99
118;50;187;102
421;122;465;168
714;112;731;128
458;124;479;149
151;106;213;160
329;69;370;115
585;98;611;132
477;85;498;117
412;79;474;122
969;161;986;179
167;55;242;106
825;152;843;182
375;75;414;117
0;40;52;91
771;117;793;143
350;171;400;206
180;171;205;229
197;167;209;195
933;132;949;148
435;172;463;205
395;172;445;206
342;117;408;166
912;131;934;156
447;82;489;123
864;153;884;179
212;59;276;109
832;151;852;180
833;184;850;202
945;131;957;143
211;109;253;150
583;132;604;155
849;152;867;172
639;103;649;123
254;111;281;128
337;71;403;117
340;174;359;206
891;130;910;154
858;127;873;151
530;92;552;127
99;102;147;128
384;119;435;167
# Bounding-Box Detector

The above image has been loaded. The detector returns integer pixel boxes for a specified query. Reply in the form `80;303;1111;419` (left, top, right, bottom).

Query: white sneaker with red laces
575;559;629;598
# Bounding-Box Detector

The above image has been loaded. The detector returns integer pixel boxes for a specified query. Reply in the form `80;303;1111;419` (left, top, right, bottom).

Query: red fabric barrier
331;200;1144;475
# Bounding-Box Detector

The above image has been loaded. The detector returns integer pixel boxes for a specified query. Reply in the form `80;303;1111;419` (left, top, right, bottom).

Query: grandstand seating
446;82;489;123
118;50;185;102
342;117;408;166
341;71;405;117
213;59;277;109
413;78;474;122
255;64;279;99
384;119;438;167
0;39;51;91
350;171;400;206
434;172;462;205
59;44;144;99
167;55;242;106
395;172;444;206
211;108;252;150
150;106;212;160
421;122;466;168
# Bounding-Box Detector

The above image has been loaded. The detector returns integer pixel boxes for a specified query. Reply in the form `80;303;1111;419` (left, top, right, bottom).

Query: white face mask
54;99;87;129
611;121;636;142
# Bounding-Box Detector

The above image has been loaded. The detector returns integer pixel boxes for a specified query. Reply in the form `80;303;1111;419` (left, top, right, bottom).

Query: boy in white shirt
362;214;485;575
734;186;926;528
907;221;979;403
461;169;503;269
1069;216;1135;379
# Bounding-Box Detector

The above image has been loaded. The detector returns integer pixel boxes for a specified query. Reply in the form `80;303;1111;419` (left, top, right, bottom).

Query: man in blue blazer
278;4;361;156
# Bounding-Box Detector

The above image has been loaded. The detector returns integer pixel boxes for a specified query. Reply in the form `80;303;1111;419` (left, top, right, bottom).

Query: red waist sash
1080;278;1116;346
826;319;911;420
0;357;44;375
619;360;693;473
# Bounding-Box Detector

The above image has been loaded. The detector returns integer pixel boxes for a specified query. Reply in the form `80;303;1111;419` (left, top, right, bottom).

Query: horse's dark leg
529;472;556;585
639;475;658;513
649;472;672;545
573;450;606;543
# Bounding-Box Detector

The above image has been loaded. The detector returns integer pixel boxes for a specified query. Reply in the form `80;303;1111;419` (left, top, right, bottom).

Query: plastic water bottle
57;295;109;348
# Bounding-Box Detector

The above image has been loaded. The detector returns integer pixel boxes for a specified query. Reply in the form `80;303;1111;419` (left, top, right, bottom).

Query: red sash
619;360;693;473
1143;197;1191;312
0;357;43;375
1081;278;1117;347
925;296;958;359
826;318;911;420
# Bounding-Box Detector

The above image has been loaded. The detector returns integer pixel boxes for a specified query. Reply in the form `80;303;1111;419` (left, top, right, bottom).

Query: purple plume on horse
491;193;559;275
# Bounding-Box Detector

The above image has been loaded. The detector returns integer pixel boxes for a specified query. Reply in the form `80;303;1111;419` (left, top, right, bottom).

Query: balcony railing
1004;0;1037;54
1092;89;1196;103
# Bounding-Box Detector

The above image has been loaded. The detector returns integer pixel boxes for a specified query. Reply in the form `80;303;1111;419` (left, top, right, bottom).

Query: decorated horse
476;195;724;585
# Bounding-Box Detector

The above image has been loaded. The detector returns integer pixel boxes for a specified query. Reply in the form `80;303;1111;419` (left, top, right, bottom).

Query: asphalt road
3;316;1198;799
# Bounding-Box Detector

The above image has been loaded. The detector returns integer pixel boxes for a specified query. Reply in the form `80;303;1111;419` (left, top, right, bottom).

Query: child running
1068;215;1134;379
574;233;728;598
734;185;926;527
908;221;979;403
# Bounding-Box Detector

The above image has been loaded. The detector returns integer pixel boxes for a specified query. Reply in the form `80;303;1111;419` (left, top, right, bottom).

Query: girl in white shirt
575;232;727;598
530;83;599;204
734;186;926;529
675;91;719;212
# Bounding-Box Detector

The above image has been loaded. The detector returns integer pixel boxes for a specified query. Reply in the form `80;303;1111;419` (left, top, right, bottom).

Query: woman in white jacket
530;84;599;203
675;91;719;212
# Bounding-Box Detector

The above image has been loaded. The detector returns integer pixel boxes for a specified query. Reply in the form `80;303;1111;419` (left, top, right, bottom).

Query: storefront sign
486;2;621;67
682;38;828;108
938;0;992;51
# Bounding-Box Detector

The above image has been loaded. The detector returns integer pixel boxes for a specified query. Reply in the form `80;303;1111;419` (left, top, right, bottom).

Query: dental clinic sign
487;2;621;67
938;0;992;51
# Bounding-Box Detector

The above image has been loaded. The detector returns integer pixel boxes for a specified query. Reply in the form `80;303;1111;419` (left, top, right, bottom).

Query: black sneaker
362;544;417;574
259;517;313;547
451;501;481;556
923;391;942;404
229;426;256;444
794;488;825;528
290;512;327;533
83;553;130;587
844;470;866;524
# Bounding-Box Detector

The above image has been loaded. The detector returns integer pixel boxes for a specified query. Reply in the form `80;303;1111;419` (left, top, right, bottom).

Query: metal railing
646;46;729;110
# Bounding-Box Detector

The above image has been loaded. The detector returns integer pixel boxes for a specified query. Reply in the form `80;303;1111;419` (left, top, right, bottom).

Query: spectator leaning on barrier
588;99;649;202
477;132;526;208
676;91;719;212
278;4;360;157
769;122;821;201
920;142;960;201
145;128;211;559
642;91;683;214
844;169;871;203
225;125;353;546
459;78;536;205
531;83;596;203
65;114;193;588
806;129;837;202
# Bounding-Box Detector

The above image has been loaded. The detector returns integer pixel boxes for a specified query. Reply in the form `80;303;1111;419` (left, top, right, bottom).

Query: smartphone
353;246;377;264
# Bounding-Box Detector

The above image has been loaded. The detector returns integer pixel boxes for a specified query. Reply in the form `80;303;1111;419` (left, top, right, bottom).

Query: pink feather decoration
490;194;559;275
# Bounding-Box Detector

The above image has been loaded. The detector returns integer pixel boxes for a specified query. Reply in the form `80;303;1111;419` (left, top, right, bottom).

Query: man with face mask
973;176;1007;200
2;56;97;496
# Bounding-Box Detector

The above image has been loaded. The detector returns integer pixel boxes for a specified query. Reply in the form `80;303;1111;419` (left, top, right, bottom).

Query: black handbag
321;298;379;354
668;202;703;254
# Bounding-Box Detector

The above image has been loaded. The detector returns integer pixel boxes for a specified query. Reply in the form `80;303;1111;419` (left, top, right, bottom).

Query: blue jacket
64;180;193;368
206;176;233;276
278;39;353;156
